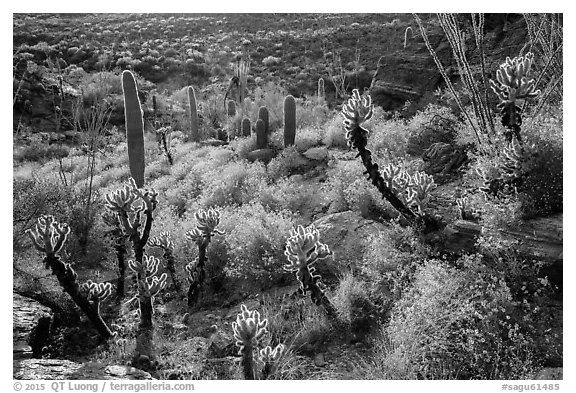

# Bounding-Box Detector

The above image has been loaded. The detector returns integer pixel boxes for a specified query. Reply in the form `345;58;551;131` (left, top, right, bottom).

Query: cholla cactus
26;216;113;339
103;211;128;298
341;89;373;147
381;164;436;215
490;53;540;105
259;343;285;380
80;280;113;314
232;304;268;380
185;208;225;309
341;90;422;225
27;215;70;256
284;225;336;319
410;171;437;213
489;52;540;143
104;178;158;240
148;232;180;294
105;178;161;364
456;196;481;221
154;126;174;165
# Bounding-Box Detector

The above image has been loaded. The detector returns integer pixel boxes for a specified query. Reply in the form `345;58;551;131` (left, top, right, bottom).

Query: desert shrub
363;107;411;158
322;115;348;149
267;146;307;179
327;160;394;219
219;202;295;289
199;160;268;208
14;142;70;163
295;98;332;129
375;257;542;379
360;221;428;300
294;126;324;152
229;134;257;160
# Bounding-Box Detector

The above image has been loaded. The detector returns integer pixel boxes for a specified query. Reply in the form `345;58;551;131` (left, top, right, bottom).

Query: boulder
246;148;275;164
13;359;153;380
303;146;329;161
13;294;53;358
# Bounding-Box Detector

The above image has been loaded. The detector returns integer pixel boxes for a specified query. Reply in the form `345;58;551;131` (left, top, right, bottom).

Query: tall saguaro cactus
255;119;267;150
187;86;200;142
121;70;145;188
283;95;296;147
257;106;269;134
317;77;325;99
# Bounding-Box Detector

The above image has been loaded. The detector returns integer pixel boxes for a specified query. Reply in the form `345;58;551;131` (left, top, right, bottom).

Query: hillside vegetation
13;13;562;380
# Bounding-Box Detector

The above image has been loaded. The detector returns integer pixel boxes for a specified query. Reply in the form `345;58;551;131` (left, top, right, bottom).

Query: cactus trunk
283;95;296;147
255;119;267;150
241;345;255;380
121;70;145;188
241;118;251;137
258;106;269;134
188;86;200;142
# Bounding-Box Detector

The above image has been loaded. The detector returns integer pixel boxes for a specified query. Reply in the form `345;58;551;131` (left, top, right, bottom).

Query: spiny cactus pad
232;304;268;353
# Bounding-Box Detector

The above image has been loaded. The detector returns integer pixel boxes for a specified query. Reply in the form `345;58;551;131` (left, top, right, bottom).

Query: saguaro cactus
317;77;325;99
283;95;296;147
283;225;337;319
227;100;237;118
121;70;145;188
27;216;114;339
187;86;200;142
255;119;267;149
232;304;268;380
241;118;251;137
258;106;269;134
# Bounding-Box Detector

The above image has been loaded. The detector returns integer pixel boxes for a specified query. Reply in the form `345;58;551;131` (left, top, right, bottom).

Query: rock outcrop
370;15;529;111
13;359;153;380
13;293;53;360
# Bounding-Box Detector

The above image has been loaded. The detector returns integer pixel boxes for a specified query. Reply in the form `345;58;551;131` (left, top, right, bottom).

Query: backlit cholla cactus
80;280;113;313
104;178;158;241
105;178;161;364
185;208;225;309
477;139;524;199
489;52;540;143
232;304;268;380
102;211;128;298
148;232;180;294
26;215;113;339
341;89;423;225
28;215;70;258
259;343;285;380
342;89;373;148
381;163;436;215
128;255;167;303
284;225;337;319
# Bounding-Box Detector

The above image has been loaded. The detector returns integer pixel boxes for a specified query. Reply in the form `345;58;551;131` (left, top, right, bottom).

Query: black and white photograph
11;7;565;386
